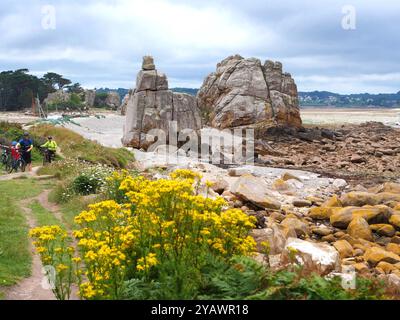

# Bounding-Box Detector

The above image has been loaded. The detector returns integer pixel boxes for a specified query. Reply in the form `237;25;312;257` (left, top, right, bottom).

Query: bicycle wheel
19;159;26;172
7;160;14;173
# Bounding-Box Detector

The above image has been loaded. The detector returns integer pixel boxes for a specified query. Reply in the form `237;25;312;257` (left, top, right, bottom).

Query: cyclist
10;141;20;162
41;136;58;163
18;132;33;172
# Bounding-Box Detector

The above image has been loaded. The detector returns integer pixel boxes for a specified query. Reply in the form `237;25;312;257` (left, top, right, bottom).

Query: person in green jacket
41;136;58;163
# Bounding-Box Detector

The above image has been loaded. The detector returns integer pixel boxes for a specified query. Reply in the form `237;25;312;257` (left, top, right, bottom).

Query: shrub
72;173;101;195
31;169;256;299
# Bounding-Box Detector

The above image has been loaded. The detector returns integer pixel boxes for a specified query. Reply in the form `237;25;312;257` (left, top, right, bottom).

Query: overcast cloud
0;0;399;93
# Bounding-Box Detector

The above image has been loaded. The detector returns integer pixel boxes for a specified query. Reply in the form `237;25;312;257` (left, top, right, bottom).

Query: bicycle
0;145;12;172
40;147;55;165
8;149;26;173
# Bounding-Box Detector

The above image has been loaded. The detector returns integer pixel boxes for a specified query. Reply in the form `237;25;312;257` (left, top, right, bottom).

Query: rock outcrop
84;90;96;108
44;89;96;109
119;92;132;116
105;92;121;110
197;55;302;130
43;90;70;106
122;57;201;149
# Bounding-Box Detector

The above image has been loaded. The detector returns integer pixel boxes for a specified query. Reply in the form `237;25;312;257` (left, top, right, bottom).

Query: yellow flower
85;250;97;261
56;264;68;272
72;257;81;263
36;246;46;254
205;180;214;188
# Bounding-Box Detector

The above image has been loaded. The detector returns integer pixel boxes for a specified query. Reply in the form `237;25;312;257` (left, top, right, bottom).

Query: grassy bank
30;125;133;168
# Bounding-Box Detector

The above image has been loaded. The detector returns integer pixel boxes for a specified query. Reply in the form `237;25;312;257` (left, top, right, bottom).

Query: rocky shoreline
255;121;400;187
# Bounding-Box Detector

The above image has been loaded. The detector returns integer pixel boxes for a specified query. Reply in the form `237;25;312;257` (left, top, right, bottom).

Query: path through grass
0;179;53;297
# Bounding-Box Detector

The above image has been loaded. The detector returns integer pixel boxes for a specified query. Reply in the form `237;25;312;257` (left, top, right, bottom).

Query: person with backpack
18;132;33;172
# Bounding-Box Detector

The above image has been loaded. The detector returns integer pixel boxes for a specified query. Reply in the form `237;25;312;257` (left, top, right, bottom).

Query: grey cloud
0;0;399;93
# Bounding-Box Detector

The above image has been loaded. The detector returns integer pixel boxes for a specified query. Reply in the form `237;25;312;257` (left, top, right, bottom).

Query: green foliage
198;256;268;300
72;173;102;195
100;170;137;203
94;92;109;109
120;253;388;300
0;69;73;111
66;82;84;94
42;72;71;91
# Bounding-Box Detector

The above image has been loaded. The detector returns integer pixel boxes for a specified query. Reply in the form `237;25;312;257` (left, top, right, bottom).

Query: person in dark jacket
18;132;33;172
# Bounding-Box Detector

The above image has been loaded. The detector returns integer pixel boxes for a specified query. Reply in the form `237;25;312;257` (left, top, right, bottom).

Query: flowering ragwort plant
31;169;256;299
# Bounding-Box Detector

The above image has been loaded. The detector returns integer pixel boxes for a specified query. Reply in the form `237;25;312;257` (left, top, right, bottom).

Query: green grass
29;200;63;228
0;179;50;293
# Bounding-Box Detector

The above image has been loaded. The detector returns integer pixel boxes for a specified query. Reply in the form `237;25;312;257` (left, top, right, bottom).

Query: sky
0;0;399;93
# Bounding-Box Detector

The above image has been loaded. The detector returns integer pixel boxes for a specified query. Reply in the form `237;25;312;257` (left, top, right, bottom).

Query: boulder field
137;157;400;288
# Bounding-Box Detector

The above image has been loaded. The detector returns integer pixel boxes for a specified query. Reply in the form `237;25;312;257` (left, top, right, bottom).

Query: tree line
0;69;83;111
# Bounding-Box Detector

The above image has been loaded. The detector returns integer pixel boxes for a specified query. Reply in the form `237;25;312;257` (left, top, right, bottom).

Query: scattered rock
389;214;400;228
321;234;336;243
250;223;286;254
309;207;338;220
272;178;290;191
292;199;312;207
353;262;369;273
269;212;286;222
322;195;342;208
209;178;229;194
231;174;281;210
281;237;340;275
370;224;396;237
282;172;302;182
332;179;347;189
364;247;400;266
228;168;251;177
350;154;365;163
347;217;373;241
333;240;353;258
311;226;333;237
386;243;400;256
376;261;398;274
281;216;309;237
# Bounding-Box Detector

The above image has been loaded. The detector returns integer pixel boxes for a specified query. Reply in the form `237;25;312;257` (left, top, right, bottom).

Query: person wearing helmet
10;141;20;163
18;132;33;172
41;136;58;163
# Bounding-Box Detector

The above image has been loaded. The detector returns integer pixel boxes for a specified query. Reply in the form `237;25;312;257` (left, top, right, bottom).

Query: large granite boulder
122;57;202;149
197;55;302;129
105;92;121;110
